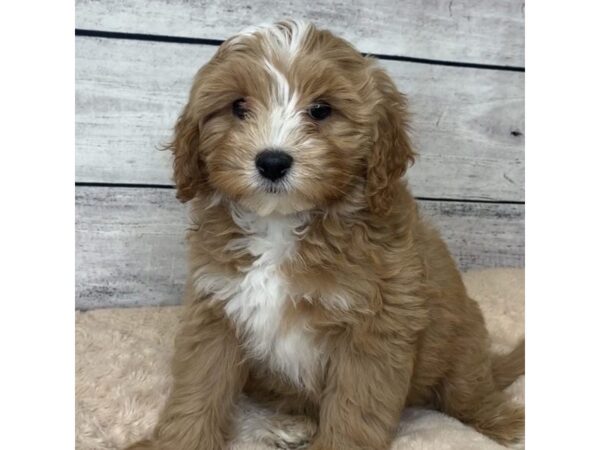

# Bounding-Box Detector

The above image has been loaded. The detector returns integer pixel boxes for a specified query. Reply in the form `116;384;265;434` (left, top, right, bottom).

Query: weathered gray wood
76;187;188;310
75;0;524;67
75;186;524;310
76;37;524;201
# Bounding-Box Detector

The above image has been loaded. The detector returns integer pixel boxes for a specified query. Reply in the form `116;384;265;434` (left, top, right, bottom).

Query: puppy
126;20;524;450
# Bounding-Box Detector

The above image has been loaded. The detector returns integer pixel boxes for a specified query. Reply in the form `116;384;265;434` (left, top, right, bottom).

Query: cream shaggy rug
76;269;525;450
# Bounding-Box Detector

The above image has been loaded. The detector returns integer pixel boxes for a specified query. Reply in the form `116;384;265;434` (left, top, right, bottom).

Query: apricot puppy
125;20;524;450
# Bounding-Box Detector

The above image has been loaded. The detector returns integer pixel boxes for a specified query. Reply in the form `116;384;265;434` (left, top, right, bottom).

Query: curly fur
124;20;524;450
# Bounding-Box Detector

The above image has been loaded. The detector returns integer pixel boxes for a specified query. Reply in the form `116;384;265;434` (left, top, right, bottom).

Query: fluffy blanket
76;269;525;450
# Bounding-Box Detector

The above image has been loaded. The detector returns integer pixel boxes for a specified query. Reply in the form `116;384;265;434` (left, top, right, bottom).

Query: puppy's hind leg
466;390;524;446
491;339;525;390
232;395;317;449
439;340;524;446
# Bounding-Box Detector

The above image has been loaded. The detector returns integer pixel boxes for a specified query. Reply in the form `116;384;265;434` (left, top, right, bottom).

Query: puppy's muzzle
255;149;294;182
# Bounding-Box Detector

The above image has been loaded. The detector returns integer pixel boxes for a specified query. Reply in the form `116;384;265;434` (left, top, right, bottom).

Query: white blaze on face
236;20;312;61
263;60;302;148
244;21;313;149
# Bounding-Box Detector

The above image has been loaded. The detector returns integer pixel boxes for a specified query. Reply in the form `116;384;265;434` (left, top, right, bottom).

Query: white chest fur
193;210;322;388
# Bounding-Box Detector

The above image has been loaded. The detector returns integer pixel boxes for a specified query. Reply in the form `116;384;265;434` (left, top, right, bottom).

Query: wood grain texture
76;37;524;201
76;187;188;310
75;186;524;309
75;0;524;67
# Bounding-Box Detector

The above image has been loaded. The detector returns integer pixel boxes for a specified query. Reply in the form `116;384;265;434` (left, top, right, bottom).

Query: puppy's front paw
123;439;157;450
266;416;316;449
304;438;329;450
306;436;369;450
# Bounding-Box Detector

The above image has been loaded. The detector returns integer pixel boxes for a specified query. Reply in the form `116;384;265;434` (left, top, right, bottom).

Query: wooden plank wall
75;0;525;310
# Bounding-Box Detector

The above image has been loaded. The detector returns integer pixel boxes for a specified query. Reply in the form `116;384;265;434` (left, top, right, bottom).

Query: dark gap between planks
75;29;525;73
74;182;525;205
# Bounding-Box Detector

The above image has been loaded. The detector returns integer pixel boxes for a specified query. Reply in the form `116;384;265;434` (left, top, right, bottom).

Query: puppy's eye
307;102;332;121
232;98;249;120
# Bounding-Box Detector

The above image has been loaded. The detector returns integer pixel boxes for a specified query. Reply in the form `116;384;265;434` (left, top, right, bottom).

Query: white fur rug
76;269;525;450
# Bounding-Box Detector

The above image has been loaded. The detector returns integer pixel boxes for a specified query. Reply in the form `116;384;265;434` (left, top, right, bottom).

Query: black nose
255;150;293;182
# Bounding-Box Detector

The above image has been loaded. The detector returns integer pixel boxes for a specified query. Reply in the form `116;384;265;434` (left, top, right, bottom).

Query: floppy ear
166;42;235;203
167;102;207;203
366;69;416;215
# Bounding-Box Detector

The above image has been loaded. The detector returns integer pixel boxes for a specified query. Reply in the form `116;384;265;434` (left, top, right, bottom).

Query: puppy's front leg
309;331;414;450
127;299;247;450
